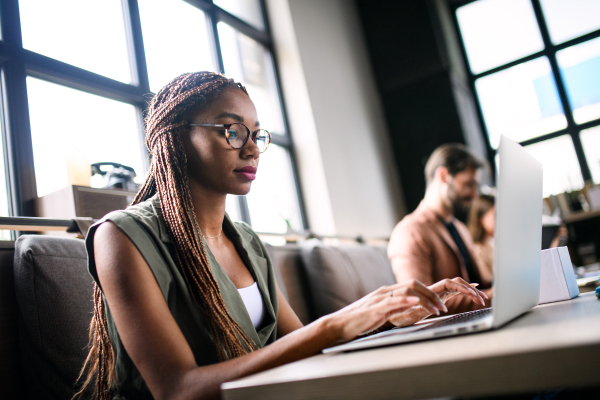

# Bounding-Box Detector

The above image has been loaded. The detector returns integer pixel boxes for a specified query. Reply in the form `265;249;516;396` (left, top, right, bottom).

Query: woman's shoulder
94;194;167;242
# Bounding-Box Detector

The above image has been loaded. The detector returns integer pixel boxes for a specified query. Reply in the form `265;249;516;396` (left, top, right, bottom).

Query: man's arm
388;223;433;286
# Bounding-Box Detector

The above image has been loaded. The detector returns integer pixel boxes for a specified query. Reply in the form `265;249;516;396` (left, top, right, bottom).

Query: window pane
476;57;567;148
456;0;544;74
27;78;145;198
246;144;303;233
19;0;131;83
524;135;584;197
139;0;215;93
557;37;600;124
540;0;600;45
218;23;285;135
580;126;600;184
214;0;264;30
226;195;242;222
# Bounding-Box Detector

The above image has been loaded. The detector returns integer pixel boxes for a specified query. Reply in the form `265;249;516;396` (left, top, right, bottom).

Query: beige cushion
301;242;396;318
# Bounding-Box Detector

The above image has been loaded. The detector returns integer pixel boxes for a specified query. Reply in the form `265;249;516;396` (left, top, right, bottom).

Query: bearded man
388;144;493;314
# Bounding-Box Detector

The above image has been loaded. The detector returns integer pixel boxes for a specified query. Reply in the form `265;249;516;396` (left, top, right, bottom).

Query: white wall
267;0;406;238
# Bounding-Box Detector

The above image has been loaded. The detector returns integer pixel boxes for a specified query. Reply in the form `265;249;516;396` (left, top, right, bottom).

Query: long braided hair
76;72;258;400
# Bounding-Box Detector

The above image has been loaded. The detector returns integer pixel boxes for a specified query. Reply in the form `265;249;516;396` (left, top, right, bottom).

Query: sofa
0;233;396;399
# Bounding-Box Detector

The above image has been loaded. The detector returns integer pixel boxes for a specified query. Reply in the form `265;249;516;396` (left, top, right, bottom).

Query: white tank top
237;282;265;329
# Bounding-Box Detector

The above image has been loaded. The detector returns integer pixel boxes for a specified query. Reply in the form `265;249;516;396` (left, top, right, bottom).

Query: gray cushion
301;241;396;318
14;235;95;400
265;243;316;325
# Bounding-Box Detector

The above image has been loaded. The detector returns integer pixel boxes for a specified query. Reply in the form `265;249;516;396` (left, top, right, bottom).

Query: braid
76;72;256;400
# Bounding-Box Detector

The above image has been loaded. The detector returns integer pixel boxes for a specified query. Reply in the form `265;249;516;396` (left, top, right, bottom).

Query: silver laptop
323;135;543;354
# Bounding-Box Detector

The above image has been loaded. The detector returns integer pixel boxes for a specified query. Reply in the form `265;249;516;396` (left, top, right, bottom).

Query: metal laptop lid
492;136;543;328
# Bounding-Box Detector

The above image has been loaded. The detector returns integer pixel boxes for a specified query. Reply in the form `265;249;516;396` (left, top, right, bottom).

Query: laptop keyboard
415;307;493;332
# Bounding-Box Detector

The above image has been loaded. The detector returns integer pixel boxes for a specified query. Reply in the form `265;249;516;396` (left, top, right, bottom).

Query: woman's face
481;205;495;239
182;87;261;196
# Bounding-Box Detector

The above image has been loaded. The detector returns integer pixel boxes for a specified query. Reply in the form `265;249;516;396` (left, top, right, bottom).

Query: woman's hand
388;278;488;328
324;280;449;342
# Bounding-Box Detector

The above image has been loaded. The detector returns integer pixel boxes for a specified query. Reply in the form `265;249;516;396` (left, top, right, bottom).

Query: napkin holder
539;246;579;304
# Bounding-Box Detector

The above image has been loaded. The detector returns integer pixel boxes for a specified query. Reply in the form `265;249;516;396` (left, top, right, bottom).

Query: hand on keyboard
388;277;488;328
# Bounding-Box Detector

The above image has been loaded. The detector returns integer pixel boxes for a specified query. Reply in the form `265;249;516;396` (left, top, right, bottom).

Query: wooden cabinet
34;185;137;220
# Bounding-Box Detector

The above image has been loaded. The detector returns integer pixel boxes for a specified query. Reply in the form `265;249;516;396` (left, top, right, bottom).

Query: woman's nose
240;136;260;158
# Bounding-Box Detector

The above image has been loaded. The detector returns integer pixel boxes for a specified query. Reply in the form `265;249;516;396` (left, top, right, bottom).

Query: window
454;0;600;196
0;0;305;233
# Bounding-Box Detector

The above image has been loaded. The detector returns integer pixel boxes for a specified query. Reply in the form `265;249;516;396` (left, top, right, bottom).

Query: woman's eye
227;130;238;139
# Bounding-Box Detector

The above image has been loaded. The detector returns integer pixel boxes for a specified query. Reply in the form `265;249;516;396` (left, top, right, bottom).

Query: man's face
445;167;480;215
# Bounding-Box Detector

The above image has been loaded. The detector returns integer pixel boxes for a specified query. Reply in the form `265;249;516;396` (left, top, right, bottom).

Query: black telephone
91;162;138;192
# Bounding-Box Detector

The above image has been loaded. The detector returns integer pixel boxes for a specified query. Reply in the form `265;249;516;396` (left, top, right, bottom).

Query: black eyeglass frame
188;122;271;153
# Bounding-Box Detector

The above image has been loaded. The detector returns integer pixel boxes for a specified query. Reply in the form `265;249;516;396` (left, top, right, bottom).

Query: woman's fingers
470;283;489;299
391;280;447;313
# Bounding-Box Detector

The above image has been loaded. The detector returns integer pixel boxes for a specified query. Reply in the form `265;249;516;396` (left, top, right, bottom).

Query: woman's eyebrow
212;112;243;122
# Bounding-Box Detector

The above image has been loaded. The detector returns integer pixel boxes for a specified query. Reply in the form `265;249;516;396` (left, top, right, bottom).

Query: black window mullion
123;0;152;171
213;8;270;45
207;8;226;74
530;0;592;182
450;4;497;178
0;0;36;216
24;50;147;104
205;2;249;223
124;0;151;94
259;0;308;230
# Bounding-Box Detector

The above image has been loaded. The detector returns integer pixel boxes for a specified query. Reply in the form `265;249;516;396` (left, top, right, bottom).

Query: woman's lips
234;166;257;181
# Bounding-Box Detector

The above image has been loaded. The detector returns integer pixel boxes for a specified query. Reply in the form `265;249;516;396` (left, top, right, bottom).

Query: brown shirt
388;201;492;314
472;240;494;284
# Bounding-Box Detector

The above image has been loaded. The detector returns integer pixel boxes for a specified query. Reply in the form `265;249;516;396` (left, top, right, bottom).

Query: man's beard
447;180;472;217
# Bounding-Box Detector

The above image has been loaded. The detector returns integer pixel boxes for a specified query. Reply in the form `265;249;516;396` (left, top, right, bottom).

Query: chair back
14;235;94;399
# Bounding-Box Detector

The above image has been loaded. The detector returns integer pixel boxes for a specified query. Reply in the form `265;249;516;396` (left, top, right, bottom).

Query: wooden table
222;292;600;399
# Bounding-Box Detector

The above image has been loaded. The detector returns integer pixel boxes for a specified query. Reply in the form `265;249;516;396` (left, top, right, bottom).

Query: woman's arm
275;284;304;337
95;222;455;400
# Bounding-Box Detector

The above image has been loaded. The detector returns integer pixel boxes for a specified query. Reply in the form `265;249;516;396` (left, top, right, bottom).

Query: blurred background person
388;143;492;315
467;194;495;284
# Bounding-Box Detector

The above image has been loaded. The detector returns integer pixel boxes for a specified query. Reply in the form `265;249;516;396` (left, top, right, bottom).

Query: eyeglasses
188;122;271;153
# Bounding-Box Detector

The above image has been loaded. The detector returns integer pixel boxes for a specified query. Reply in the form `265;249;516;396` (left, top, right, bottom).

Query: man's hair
424;143;487;186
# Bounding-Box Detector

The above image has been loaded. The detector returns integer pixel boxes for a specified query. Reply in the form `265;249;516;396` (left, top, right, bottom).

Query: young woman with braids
78;71;487;400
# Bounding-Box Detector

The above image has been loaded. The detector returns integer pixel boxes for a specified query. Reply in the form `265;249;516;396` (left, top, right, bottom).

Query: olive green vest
86;195;279;399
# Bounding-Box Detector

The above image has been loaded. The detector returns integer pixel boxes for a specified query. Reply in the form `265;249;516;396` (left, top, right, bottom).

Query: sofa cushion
14;235;95;400
265;243;316;325
301;241;396;318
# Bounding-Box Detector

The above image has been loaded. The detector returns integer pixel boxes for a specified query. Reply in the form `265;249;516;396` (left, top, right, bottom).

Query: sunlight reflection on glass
457;0;544;74
540;0;600;45
557;37;600;124
214;0;264;30
218;23;285;135
580;126;600;184
246;144;303;234
19;0;131;83
226;195;242;222
524;135;584;196
139;0;216;93
27;78;145;197
476;57;567;148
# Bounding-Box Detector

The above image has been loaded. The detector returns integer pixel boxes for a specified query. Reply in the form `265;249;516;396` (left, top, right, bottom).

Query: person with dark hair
388;143;492;315
467;194;496;284
76;72;486;400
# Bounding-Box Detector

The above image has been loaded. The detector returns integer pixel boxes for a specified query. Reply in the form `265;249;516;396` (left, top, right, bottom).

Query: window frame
0;0;307;231
449;0;600;185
